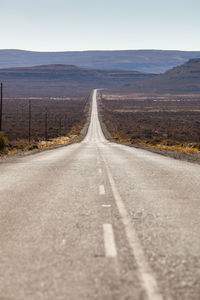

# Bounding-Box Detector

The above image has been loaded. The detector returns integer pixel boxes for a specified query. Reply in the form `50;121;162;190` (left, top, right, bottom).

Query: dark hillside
0;64;155;97
123;58;200;94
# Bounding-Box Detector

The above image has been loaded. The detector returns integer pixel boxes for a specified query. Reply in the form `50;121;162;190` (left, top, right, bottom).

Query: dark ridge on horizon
0;49;200;73
121;58;200;94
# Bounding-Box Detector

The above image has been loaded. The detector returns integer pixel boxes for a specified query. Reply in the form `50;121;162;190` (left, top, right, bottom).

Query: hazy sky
1;0;200;51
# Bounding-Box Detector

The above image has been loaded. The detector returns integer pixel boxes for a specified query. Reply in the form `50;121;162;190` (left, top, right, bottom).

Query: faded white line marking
102;204;111;208
101;154;163;300
98;168;102;175
61;239;66;246
99;184;105;195
103;224;117;258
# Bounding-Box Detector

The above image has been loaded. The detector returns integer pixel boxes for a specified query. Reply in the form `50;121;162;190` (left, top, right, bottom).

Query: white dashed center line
99;184;105;195
101;153;163;300
102;204;111;208
103;224;117;258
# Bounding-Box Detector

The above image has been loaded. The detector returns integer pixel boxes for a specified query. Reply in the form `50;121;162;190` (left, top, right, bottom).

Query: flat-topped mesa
0;64;155;97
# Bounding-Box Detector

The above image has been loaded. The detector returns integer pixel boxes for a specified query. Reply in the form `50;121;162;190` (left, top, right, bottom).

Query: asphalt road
0;90;200;300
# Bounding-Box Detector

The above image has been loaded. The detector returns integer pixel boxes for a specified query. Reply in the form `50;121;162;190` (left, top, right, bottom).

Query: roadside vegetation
99;92;200;154
0;132;8;152
0;95;90;156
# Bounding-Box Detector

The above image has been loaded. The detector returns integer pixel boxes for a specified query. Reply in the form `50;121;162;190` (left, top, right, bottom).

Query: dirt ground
99;92;200;154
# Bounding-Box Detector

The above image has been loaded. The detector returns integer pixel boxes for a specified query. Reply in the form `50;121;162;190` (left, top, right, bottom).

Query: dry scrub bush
0;132;8;151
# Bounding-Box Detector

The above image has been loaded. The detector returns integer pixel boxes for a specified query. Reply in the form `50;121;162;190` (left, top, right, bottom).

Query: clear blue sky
1;0;200;52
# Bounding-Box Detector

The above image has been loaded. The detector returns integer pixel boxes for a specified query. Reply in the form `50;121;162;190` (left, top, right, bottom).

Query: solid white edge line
101;155;163;300
103;224;117;258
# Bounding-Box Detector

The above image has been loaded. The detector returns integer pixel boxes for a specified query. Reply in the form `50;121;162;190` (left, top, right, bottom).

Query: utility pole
0;83;3;131
45;108;48;141
59;117;62;136
28;100;32;143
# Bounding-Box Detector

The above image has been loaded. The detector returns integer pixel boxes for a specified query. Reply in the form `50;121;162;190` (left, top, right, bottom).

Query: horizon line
1;48;200;53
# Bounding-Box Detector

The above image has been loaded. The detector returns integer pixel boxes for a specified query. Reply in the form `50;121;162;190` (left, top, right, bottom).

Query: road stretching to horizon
0;90;200;300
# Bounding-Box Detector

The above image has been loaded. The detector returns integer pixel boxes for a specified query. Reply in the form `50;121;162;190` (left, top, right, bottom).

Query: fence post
0;83;3;131
29;100;32;143
65;115;67;131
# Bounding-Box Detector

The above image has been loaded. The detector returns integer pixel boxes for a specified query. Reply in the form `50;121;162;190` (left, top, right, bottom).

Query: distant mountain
126;58;200;94
0;49;200;73
0;64;155;97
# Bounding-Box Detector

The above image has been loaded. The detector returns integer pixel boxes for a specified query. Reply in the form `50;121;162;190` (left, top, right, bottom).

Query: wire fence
1;95;89;142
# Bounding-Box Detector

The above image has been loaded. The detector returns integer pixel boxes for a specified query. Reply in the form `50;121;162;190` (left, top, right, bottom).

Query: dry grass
5;133;79;156
100;93;200;154
6;119;84;156
137;142;199;154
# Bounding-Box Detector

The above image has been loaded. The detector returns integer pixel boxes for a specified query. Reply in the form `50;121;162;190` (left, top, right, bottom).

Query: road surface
0;90;200;300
